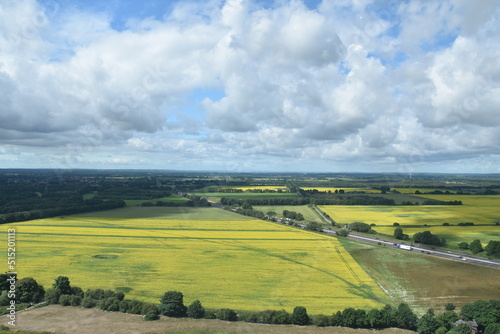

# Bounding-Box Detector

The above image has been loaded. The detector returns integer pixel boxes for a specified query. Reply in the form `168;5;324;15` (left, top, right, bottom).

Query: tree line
2;275;499;333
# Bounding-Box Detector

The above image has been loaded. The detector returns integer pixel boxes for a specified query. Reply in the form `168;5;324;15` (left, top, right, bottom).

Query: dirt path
1;305;416;334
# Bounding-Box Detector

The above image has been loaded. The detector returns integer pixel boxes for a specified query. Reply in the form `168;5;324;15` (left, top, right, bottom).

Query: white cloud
0;0;499;172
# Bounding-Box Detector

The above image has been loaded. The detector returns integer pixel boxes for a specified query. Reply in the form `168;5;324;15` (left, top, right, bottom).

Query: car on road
460;257;467;261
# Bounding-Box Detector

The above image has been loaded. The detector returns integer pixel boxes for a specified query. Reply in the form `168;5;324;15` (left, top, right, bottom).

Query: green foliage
449;323;474;334
44;288;61;304
394;303;418;331
143;310;160;321
291;306;310;326
53;276;72;295
16;277;45;304
69;295;82;307
485;240;500;256
394;227;409;240
470;239;484;254
445;303;456;311
458;242;469;250
350;222;372;233
305;221;322;232
484;323;500;334
58;295;71;306
340;308;357;328
0;274;10;291
461;300;500;330
413;231;446;246
215;309;237;321
81;296;96;308
331;311;342;326
417;308;440;334
312;314;330;327
0;291;9;306
337;229;349;237
160;291;187;318
187;300;205;319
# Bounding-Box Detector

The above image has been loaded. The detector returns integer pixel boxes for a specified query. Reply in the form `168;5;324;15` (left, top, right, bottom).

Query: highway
308;205;500;269
208;202;500;270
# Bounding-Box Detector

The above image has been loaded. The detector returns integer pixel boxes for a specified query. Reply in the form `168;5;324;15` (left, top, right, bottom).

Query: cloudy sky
1;0;499;173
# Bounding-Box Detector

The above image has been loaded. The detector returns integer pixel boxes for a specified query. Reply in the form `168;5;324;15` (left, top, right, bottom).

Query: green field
320;195;500;248
124;195;191;207
253;205;324;223
1;207;388;314
193;192;298;203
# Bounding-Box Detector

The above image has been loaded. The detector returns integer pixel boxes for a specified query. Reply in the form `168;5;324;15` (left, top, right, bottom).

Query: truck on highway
398;244;413;251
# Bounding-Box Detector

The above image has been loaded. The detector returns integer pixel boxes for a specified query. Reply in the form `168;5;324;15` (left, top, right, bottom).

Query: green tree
44;288;61;304
331;311;343;326
159;291;187;318
291;306;310;326
367;308;384;329
216;308;237;321
241;202;253;210
485;240;500;257
337;229;349;237
59;295;71;306
16;277;45;303
187;300;205;319
69;295;82;307
144;310;160;321
394;303;418;330
312;314;330;327
449;323;474;334
394;227;403;239
0;274;10;291
458;242;469;250
445;303;456;311
379;304;396;328
341;307;357;328
0;291;10;306
470;239;483;254
485;323;500;334
417;308;440;334
53;276;72;295
461;300;499;331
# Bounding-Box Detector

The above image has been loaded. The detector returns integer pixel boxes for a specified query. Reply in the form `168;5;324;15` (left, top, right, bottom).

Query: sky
0;0;499;173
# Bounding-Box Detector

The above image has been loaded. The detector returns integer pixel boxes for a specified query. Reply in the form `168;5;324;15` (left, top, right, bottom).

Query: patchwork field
340;239;500;314
192;192;298;203
253;205;324;223
319;194;500;249
1;207;388;314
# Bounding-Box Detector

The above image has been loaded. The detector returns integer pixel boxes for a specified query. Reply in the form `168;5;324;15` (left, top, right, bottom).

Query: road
307;206;500;270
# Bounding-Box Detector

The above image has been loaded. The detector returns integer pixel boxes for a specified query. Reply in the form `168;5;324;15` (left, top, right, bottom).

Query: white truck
398;244;413;251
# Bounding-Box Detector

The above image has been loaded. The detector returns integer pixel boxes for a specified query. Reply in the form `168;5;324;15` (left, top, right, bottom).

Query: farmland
1;206;388;314
340;238;500;313
319;194;500;249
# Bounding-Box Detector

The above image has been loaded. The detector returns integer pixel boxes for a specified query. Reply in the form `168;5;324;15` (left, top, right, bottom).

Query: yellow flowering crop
1;213;388;314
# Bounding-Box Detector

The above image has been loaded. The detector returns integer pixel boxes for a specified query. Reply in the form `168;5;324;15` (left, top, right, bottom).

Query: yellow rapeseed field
1;212;388;314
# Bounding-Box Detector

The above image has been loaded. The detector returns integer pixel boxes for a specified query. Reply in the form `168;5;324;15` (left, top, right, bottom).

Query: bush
312;314;330;327
215;309;237;321
70;295;82;307
81;297;96;308
44;288;61;305
59;295;71;306
187;300;205;319
144;310;160;321
291;306;310;326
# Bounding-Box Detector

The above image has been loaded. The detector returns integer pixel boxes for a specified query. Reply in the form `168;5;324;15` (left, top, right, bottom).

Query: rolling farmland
1;207;389;314
319;194;500;250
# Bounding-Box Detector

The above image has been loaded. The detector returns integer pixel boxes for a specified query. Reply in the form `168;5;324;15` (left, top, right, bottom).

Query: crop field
340;239;500;314
253;205;324;223
192;192;298;203
319;194;500;248
0;207;388;314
